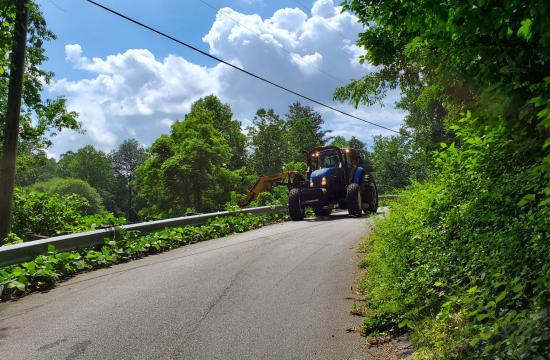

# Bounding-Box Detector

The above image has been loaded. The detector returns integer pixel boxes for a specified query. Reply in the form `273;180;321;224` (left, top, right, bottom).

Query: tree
0;1;79;238
285;102;329;162
14;140;55;186
333;1;550;357
111;139;147;220
369;135;414;193
56;145;117;211
135;105;235;217
189;95;247;170
329;135;371;163
248;108;288;175
0;0;28;239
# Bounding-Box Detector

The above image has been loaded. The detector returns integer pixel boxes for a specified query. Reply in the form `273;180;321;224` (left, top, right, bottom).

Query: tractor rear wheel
365;179;378;214
346;183;362;217
314;207;332;217
288;188;305;221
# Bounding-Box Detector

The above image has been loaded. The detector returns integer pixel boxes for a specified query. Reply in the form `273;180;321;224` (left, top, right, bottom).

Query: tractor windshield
310;149;341;170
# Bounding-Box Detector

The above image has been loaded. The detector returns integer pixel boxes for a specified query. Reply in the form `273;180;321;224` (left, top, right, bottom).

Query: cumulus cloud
47;0;404;157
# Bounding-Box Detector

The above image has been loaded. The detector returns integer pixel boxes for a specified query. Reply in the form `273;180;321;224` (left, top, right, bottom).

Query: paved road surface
0;211;375;359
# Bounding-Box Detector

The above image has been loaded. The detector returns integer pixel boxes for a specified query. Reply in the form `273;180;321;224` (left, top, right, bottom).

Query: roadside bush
359;116;550;359
10;188;89;240
32;177;104;214
0;211;286;300
8;188;124;242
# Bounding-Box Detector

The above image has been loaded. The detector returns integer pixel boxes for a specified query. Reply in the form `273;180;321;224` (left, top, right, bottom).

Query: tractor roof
307;146;358;154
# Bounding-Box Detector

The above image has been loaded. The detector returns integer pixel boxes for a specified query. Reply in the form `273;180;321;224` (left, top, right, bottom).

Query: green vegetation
0;211;286;300
9;188;123;242
337;0;550;358
0;1;80;184
32;177;104;214
111;138;148;221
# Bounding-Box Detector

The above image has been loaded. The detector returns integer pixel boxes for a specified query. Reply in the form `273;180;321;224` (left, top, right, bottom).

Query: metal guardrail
0;205;286;268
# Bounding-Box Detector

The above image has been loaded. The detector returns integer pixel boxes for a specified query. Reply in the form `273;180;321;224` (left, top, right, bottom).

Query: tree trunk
127;175;132;221
0;0;29;241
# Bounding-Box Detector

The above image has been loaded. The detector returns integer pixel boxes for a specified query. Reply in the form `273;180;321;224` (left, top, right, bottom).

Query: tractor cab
306;146;364;189
307;147;345;193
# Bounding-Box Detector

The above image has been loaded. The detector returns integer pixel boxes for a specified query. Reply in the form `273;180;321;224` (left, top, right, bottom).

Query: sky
37;0;405;158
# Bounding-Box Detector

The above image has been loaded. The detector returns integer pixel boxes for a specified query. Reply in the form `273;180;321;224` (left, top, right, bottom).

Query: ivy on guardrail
0;211;286;301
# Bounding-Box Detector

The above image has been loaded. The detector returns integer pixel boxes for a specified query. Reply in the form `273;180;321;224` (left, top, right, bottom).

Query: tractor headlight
310;179;314;187
321;177;327;186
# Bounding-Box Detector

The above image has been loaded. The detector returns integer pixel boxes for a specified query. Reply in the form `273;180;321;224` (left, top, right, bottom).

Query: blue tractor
240;146;378;220
287;146;378;220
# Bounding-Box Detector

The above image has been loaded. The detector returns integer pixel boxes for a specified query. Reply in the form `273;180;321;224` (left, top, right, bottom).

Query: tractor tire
314;207;332;217
288;188;305;221
365;179;379;214
362;179;379;214
346;183;362;217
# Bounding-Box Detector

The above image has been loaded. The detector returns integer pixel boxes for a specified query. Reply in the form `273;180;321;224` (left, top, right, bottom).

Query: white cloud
47;0;404;157
311;0;338;18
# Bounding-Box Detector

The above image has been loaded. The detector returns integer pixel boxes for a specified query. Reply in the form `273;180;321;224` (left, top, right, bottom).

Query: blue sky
37;0;404;157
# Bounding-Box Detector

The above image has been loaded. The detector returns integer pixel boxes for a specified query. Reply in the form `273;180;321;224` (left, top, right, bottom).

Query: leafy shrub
8;188;124;242
10;188;90;240
359;116;550;359
255;186;289;206
0;211;286;301
32;177;104;214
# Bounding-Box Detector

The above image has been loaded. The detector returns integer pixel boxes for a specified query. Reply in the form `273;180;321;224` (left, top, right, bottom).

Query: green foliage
135;97;242;216
329;135;371;161
283;161;307;173
10;187;89;239
341;0;550;357
285;102;329;162
370;135;428;194
32;177;104;214
189;95;247;170
111;138;148;220
8;187;124;242
0;1;80;152
254;185;289;206
56;145;117;211
248;108;288;175
0;211;286;301
359;118;549;358
14;145;56;186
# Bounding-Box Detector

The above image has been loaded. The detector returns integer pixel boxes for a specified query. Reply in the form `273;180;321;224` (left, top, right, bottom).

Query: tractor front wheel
346;183;362;217
288;188;305;221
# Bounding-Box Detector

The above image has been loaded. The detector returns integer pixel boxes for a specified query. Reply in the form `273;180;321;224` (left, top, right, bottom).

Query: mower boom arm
240;171;298;207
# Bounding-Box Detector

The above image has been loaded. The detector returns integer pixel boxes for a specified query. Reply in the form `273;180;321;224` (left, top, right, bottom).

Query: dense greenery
10;187;123;242
32;177;104;214
134;97;247;217
337;0;550;358
111;138;148;221
0;210;286;300
0;1;80;176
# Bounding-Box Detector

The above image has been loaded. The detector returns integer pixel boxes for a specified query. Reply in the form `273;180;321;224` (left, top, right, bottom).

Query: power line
196;0;344;84
84;0;401;135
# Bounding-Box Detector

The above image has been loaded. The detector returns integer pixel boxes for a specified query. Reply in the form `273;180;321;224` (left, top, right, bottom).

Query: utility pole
0;0;29;240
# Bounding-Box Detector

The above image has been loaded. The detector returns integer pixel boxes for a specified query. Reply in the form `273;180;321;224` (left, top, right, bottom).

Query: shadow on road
304;211;377;222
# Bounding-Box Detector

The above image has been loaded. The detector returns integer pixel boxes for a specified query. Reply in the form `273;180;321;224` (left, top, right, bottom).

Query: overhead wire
84;0;401;135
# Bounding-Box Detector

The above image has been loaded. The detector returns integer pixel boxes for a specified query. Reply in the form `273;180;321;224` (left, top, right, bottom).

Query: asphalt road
0;211;375;360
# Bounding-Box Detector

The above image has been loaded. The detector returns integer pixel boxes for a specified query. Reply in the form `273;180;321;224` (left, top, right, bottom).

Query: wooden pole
0;0;29;240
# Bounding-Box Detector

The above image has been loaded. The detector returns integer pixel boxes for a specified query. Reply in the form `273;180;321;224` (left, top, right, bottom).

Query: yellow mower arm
240;171;298;207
